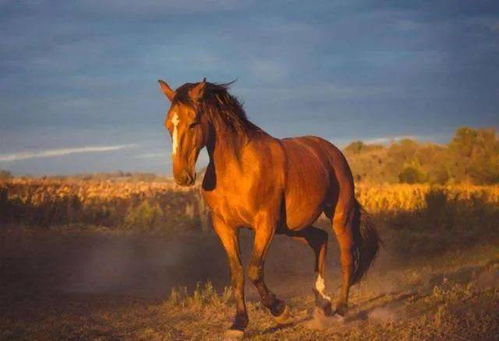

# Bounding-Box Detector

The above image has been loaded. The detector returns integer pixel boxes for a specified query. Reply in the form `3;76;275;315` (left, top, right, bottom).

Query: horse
158;78;379;338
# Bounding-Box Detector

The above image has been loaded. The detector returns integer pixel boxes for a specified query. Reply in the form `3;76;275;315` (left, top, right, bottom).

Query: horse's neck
207;124;247;172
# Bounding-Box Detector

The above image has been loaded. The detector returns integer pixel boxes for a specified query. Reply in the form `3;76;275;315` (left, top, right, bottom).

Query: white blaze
315;274;331;301
171;113;180;155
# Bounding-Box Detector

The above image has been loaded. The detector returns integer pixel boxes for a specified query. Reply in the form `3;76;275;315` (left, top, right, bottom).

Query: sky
0;0;498;175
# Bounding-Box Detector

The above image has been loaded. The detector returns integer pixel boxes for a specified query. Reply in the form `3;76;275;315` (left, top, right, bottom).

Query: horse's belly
285;200;323;230
282;138;330;230
284;174;327;229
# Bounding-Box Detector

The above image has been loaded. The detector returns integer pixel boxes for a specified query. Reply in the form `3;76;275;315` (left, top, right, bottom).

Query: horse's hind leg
286;226;332;316
330;203;355;316
247;220;288;322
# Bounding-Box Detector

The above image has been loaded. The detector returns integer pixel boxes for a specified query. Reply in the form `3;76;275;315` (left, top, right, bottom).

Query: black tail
350;200;380;285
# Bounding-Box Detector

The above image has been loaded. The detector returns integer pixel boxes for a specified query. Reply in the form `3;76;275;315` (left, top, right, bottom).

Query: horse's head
159;79;209;186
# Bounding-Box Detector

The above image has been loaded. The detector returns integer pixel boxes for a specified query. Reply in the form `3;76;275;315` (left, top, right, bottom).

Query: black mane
173;81;260;135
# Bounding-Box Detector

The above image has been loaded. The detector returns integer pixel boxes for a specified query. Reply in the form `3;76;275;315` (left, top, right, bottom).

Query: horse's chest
202;164;284;226
202;186;256;226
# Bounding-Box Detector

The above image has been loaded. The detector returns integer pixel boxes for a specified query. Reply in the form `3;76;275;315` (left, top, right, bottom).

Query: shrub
165;281;232;309
399;166;427;184
124;201;165;232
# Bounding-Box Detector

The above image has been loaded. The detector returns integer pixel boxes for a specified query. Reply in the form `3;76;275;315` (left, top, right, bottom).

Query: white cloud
135;152;165;159
364;135;418;144
0;144;136;162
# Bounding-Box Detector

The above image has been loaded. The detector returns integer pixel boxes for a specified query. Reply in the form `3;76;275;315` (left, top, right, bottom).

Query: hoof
224;329;244;340
273;304;291;325
331;313;345;323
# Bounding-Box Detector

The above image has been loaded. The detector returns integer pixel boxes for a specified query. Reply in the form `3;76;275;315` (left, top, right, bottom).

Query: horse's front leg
247;215;289;323
212;216;247;338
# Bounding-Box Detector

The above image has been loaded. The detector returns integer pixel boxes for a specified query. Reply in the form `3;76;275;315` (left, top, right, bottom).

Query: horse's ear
189;79;206;102
158;80;175;101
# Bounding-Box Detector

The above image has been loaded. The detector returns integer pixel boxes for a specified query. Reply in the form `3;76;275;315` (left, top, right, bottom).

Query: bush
399;166;427;184
124;201;165;232
165;281;232;309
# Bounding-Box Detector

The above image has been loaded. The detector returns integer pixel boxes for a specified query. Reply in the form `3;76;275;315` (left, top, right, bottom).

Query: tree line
344;127;497;185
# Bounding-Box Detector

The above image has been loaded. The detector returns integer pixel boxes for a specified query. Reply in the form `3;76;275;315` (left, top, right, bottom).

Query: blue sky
0;0;498;175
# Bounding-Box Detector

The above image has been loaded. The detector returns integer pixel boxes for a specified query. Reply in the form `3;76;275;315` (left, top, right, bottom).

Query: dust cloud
1;227;496;329
0;226;346;317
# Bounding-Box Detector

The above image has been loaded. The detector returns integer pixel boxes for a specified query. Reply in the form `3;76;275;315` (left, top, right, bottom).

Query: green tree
399;165;427;184
448;127;498;184
344;141;366;154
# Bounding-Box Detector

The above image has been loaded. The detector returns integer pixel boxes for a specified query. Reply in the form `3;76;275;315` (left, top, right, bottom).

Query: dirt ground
0;228;497;340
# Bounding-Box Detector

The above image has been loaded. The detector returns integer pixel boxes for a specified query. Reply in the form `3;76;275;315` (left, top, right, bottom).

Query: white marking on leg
171;112;180;155
315;274;331;301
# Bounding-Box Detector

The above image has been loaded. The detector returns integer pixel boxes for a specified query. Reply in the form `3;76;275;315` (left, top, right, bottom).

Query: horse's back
280;136;355;230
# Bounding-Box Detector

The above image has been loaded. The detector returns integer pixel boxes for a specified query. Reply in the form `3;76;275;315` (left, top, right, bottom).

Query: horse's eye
189;122;199;129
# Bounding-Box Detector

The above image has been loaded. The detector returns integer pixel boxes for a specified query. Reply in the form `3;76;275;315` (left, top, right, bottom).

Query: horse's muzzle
175;169;196;187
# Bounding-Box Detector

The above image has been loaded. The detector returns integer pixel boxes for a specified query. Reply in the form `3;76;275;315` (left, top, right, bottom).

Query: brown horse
159;79;379;337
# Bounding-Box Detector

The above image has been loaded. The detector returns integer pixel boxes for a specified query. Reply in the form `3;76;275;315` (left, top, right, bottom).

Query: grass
1;179;497;233
166;282;233;309
150;245;498;340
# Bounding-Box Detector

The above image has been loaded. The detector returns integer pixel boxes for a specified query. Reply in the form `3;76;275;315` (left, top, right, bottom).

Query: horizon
0;133;444;176
1;1;498;175
0;128;490;177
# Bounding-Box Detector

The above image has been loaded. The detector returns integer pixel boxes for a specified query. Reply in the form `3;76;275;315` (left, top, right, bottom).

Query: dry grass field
0;180;498;340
